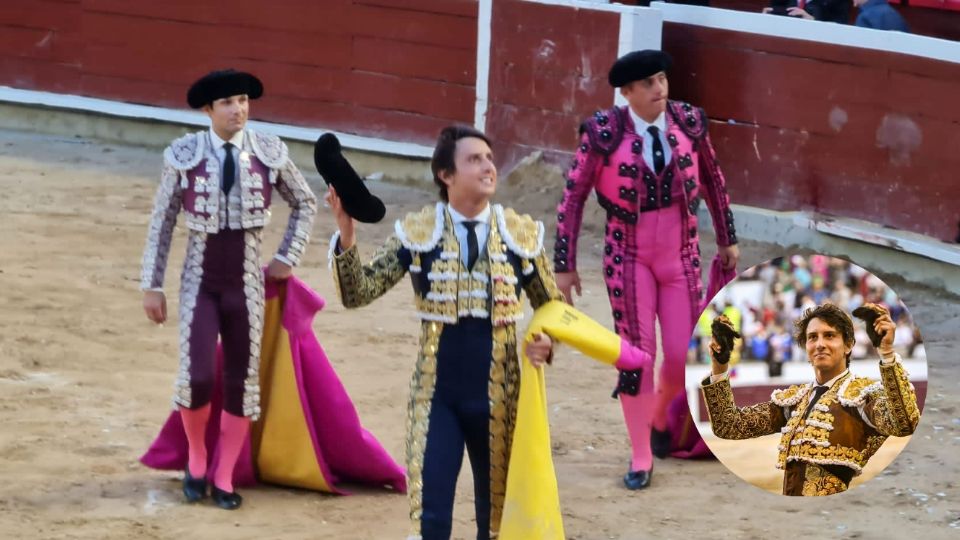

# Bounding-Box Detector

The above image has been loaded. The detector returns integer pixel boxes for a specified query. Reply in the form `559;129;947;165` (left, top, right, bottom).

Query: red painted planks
487;0;618;171
0;55;80;93
351;4;477;49
0;0;79;30
354;0;478;18
353;37;475;85
79;11;353;70
79;73;187;108
82;0;356;35
254;95;452;145
349;70;474;121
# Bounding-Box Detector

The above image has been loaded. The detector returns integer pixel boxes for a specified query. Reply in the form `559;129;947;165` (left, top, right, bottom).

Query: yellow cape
500;301;625;539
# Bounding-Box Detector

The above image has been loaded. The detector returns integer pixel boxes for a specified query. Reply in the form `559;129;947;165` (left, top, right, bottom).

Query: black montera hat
186;69;263;109
314;133;386;224
608;50;672;88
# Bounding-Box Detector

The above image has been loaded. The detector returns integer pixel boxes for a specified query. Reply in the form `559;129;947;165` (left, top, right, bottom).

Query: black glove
711;314;741;365
314;133;386;223
852;303;888;348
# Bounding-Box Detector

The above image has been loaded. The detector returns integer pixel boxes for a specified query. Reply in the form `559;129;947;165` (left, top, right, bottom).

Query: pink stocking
179;404;211;477
621;392;656;472
213;411;251;493
621;366;657;472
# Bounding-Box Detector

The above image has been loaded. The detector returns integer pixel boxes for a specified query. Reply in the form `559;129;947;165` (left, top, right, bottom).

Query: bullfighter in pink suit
554;50;740;490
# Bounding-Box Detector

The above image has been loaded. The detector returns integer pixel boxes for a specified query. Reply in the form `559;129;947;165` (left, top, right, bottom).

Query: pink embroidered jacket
554;101;738;327
555;100;737;271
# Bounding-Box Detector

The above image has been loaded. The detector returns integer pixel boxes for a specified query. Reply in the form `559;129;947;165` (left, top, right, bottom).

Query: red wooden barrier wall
663;22;960;241
486;0;621;173
0;0;478;145
3;0;959;242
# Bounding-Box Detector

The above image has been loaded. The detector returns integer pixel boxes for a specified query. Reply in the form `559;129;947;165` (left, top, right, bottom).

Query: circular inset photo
685;254;926;496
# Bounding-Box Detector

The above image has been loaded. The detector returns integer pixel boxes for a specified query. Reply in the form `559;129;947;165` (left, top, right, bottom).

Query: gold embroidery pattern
487;224;523;326
406;321;443;537
839;376;881;405
863;434;886;463
771;383;810;407
414;222;461;322
488;324;518;535
498;207;543;256
333;236;407;309
782;445;869;474
407;209;526;326
522;250;565;309
776;378;873;474
399;204;443;248
801;464;848;496
871;362;920;437
701;379;784;439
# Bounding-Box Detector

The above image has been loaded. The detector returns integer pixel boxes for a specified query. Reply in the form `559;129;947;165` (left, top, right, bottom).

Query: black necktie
647;125;665;175
801;385;830;421
222;142;236;194
463;220;479;270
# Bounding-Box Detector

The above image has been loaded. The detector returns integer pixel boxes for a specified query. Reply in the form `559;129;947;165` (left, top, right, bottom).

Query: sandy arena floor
0;129;958;539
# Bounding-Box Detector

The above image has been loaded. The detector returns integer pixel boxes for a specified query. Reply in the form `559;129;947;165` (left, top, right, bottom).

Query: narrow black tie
222;142;236;194
463;220;479;270
647;125;665;175
801;385;830;421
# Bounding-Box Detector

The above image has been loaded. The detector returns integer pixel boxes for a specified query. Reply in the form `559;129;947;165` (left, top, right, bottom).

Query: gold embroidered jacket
701;361;920;477
331;203;564;536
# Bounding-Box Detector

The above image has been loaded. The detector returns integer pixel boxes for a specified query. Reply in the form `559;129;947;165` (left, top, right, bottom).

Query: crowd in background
691;255;925;368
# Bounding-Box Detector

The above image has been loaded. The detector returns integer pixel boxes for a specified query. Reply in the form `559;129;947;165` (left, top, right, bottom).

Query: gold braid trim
332;236;407;308
781;447;870;475
775;376;893;476
701;378;784;439
775;377;875;474
406;321;443;537
496;206;543;257
414;223;461;323
868;362;920;437
488;324;518;535
838;376;883;407
771;383;810;407
522;250;565;309
396;204;444;251
488;223;523;326
801;463;849;496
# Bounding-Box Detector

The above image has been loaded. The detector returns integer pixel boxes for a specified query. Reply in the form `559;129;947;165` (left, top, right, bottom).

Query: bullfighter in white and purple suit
553;50;740;490
140;69;317;509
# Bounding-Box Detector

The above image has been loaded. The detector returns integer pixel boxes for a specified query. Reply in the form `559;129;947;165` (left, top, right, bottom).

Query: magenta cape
140;275;406;494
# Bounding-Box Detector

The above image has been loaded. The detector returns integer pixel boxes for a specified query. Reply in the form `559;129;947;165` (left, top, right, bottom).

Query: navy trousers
420;317;495;540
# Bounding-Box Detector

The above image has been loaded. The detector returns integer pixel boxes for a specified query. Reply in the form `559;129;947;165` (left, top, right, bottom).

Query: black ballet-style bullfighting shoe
211;485;243;510
182;468;207;503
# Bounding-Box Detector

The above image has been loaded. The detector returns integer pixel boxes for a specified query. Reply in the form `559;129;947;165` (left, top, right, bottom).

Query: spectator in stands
853;0;910;31
763;0;851;24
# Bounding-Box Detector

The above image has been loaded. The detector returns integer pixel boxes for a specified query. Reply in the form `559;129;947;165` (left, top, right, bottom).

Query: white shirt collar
628;107;666;134
447;203;491;225
814;368;849;388
209;128;244;150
